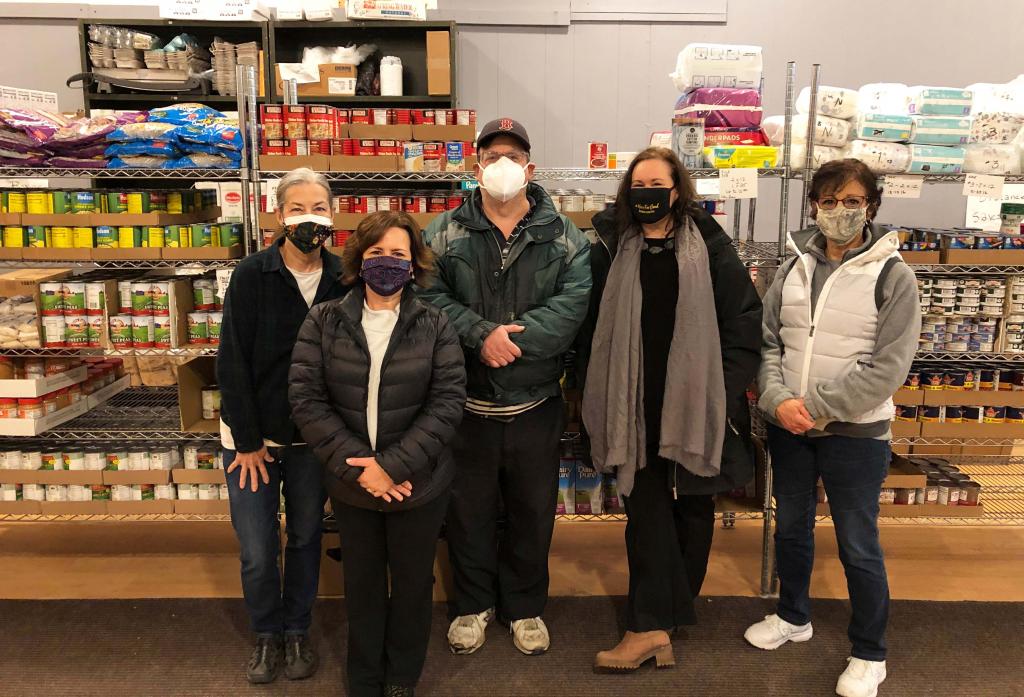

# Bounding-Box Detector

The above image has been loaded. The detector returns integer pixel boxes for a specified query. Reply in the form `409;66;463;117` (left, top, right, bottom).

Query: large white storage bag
796;86;860;119
669;43;763;93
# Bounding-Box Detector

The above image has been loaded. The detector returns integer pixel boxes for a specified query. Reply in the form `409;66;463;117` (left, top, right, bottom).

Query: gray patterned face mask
816;206;867;245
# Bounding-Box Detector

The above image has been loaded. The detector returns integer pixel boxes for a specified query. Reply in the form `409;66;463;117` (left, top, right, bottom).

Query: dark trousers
446;398;565;622
333;491;450;697
622;453;715;632
767;423;891;661
224;445;326;636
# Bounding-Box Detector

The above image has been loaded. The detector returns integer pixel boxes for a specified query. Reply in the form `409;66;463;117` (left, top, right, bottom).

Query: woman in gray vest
745;159;921;697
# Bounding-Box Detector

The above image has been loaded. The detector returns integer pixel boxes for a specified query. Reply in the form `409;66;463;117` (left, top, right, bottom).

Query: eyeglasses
479;149;529;166
817;195;868;210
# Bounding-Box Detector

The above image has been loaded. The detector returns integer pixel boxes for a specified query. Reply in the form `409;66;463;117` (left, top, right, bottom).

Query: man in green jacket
421;118;591;657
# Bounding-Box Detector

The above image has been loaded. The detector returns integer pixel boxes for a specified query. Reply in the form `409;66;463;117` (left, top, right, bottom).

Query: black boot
246;635;283;684
284;633;320;680
384;685;414;697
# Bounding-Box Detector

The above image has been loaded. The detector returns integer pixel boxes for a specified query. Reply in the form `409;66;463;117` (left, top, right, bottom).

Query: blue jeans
767;423;891;661
224;445;326;637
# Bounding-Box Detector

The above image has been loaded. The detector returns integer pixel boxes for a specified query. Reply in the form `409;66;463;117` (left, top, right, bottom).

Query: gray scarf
582;218;726;497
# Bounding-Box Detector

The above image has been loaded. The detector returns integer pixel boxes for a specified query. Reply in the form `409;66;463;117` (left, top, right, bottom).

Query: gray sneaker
447;608;495;654
246;635;283;684
283;633;319;681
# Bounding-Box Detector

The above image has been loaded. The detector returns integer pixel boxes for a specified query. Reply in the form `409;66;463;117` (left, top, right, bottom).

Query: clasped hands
346;456;413;503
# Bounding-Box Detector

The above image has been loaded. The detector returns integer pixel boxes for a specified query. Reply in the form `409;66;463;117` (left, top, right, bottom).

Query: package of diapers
670;43;763;93
858;83;910;113
761;113;851;147
910;116;972;146
843;140;911;174
906;87;973;116
703;145;778;169
796;86;860;119
963;143;1022;175
674;87;763;128
783;143;845;170
968;81;1024;116
906;144;966;174
854;113;913;142
970;112;1024;144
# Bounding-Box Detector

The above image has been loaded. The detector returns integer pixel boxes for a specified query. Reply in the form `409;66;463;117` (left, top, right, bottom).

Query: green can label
165;225;184;248
65;315;90;346
25;225;46;247
91;484;111;501
190;223;212;248
106;192;128;213
95;226;117;248
51;191;71;214
39;283;63;315
72;191;96;213
108;315;133;347
140;484;155;501
61;282;86;313
153;315;172;348
131;315;155;347
188;312;209;344
130;283;152;315
207;311;223;344
151;282;170;314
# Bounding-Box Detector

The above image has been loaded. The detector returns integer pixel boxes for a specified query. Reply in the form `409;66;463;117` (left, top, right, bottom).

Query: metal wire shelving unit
0;167;243;180
0;258;240;271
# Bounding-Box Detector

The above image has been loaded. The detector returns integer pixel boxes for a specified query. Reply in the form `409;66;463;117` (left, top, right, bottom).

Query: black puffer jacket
289;286;467;512
574;205;763;495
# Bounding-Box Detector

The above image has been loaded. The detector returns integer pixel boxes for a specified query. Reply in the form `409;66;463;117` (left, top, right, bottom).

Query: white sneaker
510;617;550;655
447;608;495;655
836;657;887;697
744;614;814;650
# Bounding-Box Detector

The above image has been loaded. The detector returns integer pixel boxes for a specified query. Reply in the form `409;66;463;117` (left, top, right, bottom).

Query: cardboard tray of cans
14;207;222;228
817;503;986;518
0;470;104;485
893;389;926;406
0;365;87;399
174;499;230;515
0;398;89;436
172;469;227;484
921;390;1024;407
0;499;40;514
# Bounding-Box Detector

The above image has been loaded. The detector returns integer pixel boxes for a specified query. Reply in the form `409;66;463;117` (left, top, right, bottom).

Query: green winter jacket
420;183;592;406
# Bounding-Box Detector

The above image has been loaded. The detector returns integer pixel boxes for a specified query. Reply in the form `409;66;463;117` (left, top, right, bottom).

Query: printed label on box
328;78;357;96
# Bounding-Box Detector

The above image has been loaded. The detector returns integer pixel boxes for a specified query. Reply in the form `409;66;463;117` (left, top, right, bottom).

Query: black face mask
629;187;673;224
283;217;333;253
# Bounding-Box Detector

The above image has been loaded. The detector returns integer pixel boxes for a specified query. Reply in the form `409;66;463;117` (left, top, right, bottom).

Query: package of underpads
970;112;1024;144
910;116;972;146
703;145;778;169
783;143;845;170
843;140;911;174
796;86;859;120
853;113;913;143
963;143;1022;175
906;144;966;174
858;83;910;114
906;87;973;116
674;87;763;128
669;43;763;93
761;114;851;147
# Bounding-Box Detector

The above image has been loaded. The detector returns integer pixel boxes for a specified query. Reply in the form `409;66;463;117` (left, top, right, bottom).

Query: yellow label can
2;226;25;247
51;227;74;248
73;226;95;249
147;226;166;248
26;191;49;214
6;191;26;213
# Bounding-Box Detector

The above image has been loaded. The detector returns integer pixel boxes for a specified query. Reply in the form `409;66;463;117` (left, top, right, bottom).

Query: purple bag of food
0;108;67;145
46;156;107;169
673;87;763;128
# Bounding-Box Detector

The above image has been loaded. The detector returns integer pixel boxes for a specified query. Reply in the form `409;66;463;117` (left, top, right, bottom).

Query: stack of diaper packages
762;85;859;171
669;43;777;168
963;76;1024;175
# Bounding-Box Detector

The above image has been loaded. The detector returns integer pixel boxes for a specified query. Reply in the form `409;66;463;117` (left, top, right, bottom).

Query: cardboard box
426;31;451;96
174;499;230;515
162;245;243;261
331;155;402;172
166;278;194;349
0;247;22;260
88;207;221;227
0;500;40;514
348;124;414;141
890;421;921;438
919;422;1023;439
106;500;175;515
330;212;441;231
818;502;985;518
0;268;72;350
883;457;927;488
0;365;87;398
16;213;90;226
86;374;131;410
0;212;21;225
893;389;925;406
90;248;163;261
259;154;331;172
899;251;940;263
941;249;1024;265
258;212;279;230
39;501;108;515
563;211;596;230
172;469;227;485
411;124;475;142
274;63;358;97
103;470;172;485
22;248;94;262
911;444;962;456
922;390;1024;407
0;470;104;485
178;357;219;433
0;398;88;436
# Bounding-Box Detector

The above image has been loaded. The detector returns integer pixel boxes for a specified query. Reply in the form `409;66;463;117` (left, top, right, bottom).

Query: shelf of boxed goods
257;167;787;182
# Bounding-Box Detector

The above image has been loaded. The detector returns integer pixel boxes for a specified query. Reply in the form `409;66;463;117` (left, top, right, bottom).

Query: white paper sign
216;270;234;302
694;178;720;197
965;184;1024;232
719;168;758;199
963;173;1005;200
883;175;923;199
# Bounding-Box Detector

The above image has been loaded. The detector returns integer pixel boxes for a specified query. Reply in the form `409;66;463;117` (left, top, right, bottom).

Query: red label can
393;108;412;124
376;195;401;211
308;139;332;155
283;106;307;140
447;194;464;210
422;142;444;172
588;142;609;169
464;140;476;156
456;109;473;126
333;230;351;247
306;105;336;139
358;139;378;156
350;109;371;125
262;139;308;156
335;195;352;213
433;109;450;126
428;195;447;213
335;108;350;124
350;196;369;214
377;139;399;156
371;108;391;125
260;105;284;139
330;139;347;156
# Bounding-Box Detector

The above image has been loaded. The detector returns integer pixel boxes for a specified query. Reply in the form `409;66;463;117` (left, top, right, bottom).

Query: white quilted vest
779;230;902;425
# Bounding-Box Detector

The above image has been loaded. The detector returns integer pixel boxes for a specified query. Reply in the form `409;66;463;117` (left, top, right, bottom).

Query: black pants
446;398;565;622
332;491;450;697
622;453;715;632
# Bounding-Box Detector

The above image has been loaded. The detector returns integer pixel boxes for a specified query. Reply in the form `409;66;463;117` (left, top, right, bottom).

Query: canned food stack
547;189;611;213
918;275;1007;353
1005;277;1024;353
817;456;983;508
332;190;468;215
897;364;1024;424
187;278;223;347
38;281;95;349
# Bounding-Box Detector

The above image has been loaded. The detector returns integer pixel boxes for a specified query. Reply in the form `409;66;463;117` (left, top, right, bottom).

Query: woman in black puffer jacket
289;210;466;697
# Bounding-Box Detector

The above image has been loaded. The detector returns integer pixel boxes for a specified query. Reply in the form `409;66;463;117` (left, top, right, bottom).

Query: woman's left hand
347;456;411;502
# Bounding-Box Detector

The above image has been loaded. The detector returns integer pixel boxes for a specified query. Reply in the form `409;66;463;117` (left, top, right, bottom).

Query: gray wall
2;0;1023;239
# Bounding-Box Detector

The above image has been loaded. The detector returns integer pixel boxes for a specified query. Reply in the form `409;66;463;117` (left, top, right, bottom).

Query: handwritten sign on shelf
963;173;1005;200
883;175;923;199
719;168;758;199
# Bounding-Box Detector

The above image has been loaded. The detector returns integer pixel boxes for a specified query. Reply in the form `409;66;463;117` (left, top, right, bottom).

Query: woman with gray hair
217;167;348;685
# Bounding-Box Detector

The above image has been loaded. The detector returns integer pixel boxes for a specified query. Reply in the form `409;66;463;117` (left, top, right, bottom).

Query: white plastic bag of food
843;140;911;174
669;43;763;93
761;114;851;147
783;143;845;170
796;86;860;120
963;143;1021;175
858;83;909;114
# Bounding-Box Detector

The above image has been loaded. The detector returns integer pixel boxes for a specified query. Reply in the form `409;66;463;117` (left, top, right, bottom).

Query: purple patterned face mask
360;256;413;296
282;214;333;253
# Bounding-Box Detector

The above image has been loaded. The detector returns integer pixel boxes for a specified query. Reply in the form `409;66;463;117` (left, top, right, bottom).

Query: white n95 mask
480;157;527;202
